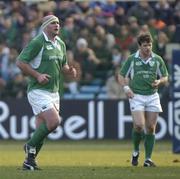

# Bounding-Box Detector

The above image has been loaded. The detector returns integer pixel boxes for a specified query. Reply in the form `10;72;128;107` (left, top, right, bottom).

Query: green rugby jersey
18;32;67;92
120;51;168;95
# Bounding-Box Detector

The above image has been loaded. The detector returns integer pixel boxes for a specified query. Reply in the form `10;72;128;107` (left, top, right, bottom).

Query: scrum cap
41;15;59;29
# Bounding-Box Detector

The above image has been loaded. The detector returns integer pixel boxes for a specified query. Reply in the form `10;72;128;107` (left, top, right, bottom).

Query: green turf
0;140;180;179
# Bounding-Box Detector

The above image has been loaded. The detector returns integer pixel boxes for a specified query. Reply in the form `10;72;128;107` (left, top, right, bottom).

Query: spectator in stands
153;31;169;60
84;15;97;35
128;16;139;37
115;25;134;51
92;25;112;78
111;47;130;69
165;24;177;42
61;17;78;50
64;50;82;95
173;0;180;24
111;46;122;69
54;1;79;22
154;0;174;25
20;30;32;49
114;6;127;26
171;24;180;43
102;0;117;15
77;1;91;16
0;0;177;99
74;37;100;84
0;42;10;81
92;5;106;26
104;16;119;36
127;0;154;25
5;72;27;98
106;69;126;99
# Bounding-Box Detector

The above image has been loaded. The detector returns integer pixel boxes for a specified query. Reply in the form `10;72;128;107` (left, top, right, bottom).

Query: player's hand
123;86;134;98
152;79;160;88
69;66;77;78
37;74;51;84
126;89;134;99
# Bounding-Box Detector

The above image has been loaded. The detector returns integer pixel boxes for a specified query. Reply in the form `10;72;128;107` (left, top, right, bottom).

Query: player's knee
134;124;144;132
146;126;155;134
48;118;60;131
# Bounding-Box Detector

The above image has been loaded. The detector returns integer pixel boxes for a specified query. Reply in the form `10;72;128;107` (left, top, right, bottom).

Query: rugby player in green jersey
118;33;168;167
16;15;77;170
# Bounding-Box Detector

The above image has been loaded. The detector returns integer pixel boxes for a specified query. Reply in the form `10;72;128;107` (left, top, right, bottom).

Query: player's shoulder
152;52;163;61
56;36;65;46
126;53;136;61
129;53;136;58
30;34;44;46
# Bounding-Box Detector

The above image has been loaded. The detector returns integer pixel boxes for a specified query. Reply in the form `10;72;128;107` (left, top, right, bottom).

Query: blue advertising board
0;98;172;140
172;50;180;153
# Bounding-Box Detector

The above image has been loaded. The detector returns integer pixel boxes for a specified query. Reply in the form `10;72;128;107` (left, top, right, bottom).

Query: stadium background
0;0;180;150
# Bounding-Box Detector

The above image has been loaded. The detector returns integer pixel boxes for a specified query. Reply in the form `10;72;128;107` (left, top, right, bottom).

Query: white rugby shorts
129;92;162;112
27;89;60;115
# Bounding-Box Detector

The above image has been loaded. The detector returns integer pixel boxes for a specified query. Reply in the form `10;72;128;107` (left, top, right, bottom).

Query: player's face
47;21;60;36
139;42;152;58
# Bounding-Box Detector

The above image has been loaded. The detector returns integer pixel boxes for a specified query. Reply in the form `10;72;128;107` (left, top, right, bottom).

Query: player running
118;33;168;167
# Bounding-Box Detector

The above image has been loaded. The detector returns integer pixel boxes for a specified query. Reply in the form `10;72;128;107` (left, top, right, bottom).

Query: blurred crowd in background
0;0;179;99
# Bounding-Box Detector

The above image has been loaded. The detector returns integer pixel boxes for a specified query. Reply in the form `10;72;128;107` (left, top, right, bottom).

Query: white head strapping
41;15;59;29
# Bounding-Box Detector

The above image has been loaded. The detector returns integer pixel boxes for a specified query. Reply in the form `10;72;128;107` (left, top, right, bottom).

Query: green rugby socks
144;134;155;159
27;122;50;148
132;129;144;152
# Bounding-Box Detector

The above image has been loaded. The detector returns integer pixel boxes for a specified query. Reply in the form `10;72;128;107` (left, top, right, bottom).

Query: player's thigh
145;111;158;128
27;89;60;116
39;107;60;131
131;111;145;130
129;94;145;111
35;116;44;128
145;93;162;112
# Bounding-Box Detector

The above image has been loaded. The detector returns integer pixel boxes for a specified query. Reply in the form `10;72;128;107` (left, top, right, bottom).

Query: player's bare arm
16;60;51;84
118;74;134;99
62;64;77;78
152;76;168;88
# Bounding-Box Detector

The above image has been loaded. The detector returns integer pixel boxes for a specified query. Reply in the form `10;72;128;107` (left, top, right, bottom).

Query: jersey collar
42;32;60;48
135;50;155;64
43;32;60;42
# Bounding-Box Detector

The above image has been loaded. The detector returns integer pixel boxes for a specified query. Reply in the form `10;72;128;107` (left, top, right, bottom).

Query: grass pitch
0;140;180;179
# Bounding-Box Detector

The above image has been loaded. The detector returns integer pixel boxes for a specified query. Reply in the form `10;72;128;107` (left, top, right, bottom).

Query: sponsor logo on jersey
149;61;155;67
135;61;142;66
49;55;63;61
46;45;53;50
